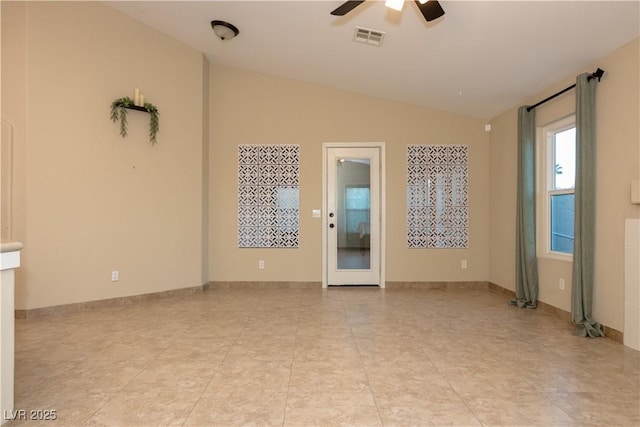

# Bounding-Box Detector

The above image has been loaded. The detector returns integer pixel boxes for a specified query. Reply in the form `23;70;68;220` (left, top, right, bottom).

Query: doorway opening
322;143;385;288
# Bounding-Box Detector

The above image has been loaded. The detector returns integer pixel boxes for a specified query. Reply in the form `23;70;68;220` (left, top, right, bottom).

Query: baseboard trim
15;284;206;319
385;281;489;290
207;281;322;290
487;281;517;298
488;282;624;344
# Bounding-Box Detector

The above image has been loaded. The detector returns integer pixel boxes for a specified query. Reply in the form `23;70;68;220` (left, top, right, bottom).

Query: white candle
139;94;145;106
134;87;140;106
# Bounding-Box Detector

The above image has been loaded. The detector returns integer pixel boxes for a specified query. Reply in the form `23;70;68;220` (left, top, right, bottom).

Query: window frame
536;115;576;262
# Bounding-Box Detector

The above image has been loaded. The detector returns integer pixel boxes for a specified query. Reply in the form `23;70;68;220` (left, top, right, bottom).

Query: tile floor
9;286;640;426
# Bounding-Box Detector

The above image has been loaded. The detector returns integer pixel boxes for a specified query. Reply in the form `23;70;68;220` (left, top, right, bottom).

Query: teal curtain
512;106;539;309
571;73;604;337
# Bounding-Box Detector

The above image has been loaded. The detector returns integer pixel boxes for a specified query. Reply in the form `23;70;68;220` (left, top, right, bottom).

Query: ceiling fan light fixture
210;20;239;41
385;0;405;12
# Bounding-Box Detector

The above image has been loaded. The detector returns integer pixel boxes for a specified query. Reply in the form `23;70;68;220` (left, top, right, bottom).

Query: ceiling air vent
353;26;385;47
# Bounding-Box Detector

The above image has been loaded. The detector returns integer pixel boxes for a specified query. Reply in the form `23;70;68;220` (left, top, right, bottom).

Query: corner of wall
201;54;210;285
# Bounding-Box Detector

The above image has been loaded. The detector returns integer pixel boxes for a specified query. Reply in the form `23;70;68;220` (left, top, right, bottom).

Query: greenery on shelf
110;97;159;145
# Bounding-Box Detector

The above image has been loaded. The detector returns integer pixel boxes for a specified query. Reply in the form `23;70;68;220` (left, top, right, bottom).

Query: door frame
322;142;386;288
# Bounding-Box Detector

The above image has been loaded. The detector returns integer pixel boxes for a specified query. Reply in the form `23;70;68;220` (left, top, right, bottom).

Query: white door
324;145;384;286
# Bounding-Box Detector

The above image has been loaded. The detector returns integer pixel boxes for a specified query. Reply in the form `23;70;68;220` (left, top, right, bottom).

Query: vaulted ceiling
109;1;640;119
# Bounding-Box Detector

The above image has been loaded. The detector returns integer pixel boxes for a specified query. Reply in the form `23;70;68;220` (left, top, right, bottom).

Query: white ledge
0;241;22;271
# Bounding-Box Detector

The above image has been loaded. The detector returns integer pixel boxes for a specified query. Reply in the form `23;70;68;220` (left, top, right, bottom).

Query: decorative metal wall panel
407;145;468;248
238;144;299;248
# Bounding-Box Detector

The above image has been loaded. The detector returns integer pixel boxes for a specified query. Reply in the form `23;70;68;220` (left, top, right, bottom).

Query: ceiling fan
331;0;445;22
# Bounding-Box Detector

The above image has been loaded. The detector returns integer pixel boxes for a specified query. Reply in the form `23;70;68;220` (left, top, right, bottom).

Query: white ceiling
108;1;640;119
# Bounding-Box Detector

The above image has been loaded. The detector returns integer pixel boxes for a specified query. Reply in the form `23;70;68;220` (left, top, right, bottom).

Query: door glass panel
336;158;371;270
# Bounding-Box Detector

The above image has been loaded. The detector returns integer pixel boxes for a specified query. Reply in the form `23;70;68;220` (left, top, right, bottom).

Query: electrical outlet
461;260;468;269
559;278;565;290
258;260;265;269
111;271;119;282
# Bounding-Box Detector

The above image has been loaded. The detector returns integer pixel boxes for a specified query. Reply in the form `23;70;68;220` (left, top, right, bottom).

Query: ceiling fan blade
414;0;445;22
330;1;366;16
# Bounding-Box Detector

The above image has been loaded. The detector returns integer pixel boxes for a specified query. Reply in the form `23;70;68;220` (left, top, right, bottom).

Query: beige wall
1;2;207;309
209;65;490;283
1;2;27;248
489;38;640;331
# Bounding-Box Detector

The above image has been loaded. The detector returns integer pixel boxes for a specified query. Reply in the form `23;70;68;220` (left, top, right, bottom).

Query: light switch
312;209;321;218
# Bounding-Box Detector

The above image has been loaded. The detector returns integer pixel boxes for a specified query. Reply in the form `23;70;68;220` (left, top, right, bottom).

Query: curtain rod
526;68;605;112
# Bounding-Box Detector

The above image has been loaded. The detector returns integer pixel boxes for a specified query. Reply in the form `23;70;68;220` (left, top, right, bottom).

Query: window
237;144;300;248
345;186;370;235
406;145;468;249
538;116;575;259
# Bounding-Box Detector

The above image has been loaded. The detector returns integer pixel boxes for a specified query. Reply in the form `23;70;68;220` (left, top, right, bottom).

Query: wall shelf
125;105;151;112
110;96;159;144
